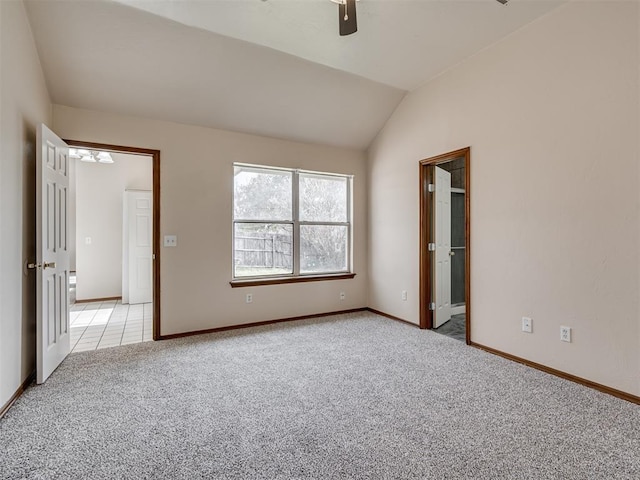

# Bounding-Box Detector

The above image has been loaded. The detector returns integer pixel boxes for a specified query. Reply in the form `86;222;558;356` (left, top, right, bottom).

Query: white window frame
233;163;352;280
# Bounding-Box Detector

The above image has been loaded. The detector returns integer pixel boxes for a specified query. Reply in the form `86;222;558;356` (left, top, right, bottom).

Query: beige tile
73;344;97;352
122;332;142;339
82;332;104;339
100;334;123;342
82;326;104;333
102;329;120;336
85;324;105;330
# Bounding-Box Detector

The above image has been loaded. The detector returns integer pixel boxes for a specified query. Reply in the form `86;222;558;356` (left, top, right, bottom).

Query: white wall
75;153;152;300
53;105;368;335
0;0;51;409
368;1;640;396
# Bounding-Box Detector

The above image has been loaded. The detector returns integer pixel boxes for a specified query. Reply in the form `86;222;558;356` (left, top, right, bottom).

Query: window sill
230;273;356;288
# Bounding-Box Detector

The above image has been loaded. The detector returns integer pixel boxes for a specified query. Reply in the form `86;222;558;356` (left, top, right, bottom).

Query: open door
35;124;71;383
433;166;452;328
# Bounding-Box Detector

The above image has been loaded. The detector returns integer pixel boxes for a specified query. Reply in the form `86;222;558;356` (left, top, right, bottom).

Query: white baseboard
451;304;466;316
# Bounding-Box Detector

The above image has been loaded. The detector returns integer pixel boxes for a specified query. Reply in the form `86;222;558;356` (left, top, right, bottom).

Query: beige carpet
1;312;638;479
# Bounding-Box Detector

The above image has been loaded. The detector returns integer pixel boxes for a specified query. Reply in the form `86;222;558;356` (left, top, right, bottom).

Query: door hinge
152;254;156;260
429;302;436;311
428;243;436;252
427;183;435;193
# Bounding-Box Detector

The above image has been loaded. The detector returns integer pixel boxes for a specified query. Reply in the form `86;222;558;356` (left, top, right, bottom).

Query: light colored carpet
1;312;639;479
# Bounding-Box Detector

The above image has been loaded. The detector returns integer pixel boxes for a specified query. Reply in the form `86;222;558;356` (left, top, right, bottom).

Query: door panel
37;124;70;384
125;190;153;304
433;166;452;328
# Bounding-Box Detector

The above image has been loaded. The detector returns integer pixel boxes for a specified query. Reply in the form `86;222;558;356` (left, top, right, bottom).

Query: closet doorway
419;147;470;343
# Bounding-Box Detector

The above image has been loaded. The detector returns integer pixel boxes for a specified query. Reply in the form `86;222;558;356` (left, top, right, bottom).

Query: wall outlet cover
163;235;177;247
522;317;532;333
560;326;571;342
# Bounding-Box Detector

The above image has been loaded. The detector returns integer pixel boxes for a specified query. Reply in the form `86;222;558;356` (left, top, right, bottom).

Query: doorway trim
419;147;470;343
64;139;161;341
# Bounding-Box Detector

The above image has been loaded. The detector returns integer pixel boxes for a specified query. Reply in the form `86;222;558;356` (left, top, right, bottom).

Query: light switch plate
164;235;177;247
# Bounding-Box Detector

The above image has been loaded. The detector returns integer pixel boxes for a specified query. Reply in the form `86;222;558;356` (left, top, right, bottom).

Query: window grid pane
299;174;348;223
300;225;349;274
233;164;351;279
234;223;293;277
234;166;292;221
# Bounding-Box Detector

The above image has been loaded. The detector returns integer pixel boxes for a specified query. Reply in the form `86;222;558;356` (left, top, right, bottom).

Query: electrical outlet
522;317;532;333
245;293;253;304
339;292;345;300
163;235;177;247
401;290;408;301
560;326;571;342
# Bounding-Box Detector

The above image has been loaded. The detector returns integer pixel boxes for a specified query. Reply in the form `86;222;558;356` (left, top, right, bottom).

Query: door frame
419;147;470;343
64;139;161;340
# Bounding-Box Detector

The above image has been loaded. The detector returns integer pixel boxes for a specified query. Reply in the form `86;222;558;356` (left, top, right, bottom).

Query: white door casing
433;166;452;328
125;190;152;304
36;124;71;384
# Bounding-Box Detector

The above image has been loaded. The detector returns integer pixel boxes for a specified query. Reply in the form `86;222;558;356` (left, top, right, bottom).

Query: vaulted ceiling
25;0;563;149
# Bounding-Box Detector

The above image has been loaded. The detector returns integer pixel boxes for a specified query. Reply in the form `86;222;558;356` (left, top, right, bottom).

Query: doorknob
28;262;56;270
449;251;455;256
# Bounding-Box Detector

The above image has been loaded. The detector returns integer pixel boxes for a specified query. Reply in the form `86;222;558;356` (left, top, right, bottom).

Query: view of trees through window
234;165;351;278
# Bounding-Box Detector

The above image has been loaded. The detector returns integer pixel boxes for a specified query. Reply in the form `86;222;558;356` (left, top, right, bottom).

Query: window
233;164;352;281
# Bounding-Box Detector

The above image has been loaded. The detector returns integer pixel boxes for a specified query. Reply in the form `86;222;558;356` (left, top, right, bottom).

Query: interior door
126;190;153;304
433;166;452;328
36;124;71;383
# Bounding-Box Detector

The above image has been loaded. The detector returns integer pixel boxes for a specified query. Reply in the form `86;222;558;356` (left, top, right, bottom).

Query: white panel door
433;166;452;328
36;124;70;384
126;190;152;304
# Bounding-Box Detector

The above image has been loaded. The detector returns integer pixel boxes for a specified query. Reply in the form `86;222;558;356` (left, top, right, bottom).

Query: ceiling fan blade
339;0;357;36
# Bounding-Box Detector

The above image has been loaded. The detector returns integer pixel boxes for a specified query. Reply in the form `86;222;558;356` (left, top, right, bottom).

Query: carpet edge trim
159;308;368;340
366;308;419;328
0;371;35;419
470;341;640;405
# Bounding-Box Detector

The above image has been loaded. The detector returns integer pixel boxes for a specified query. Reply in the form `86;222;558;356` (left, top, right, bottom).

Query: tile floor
70;300;153;353
433;313;466;342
